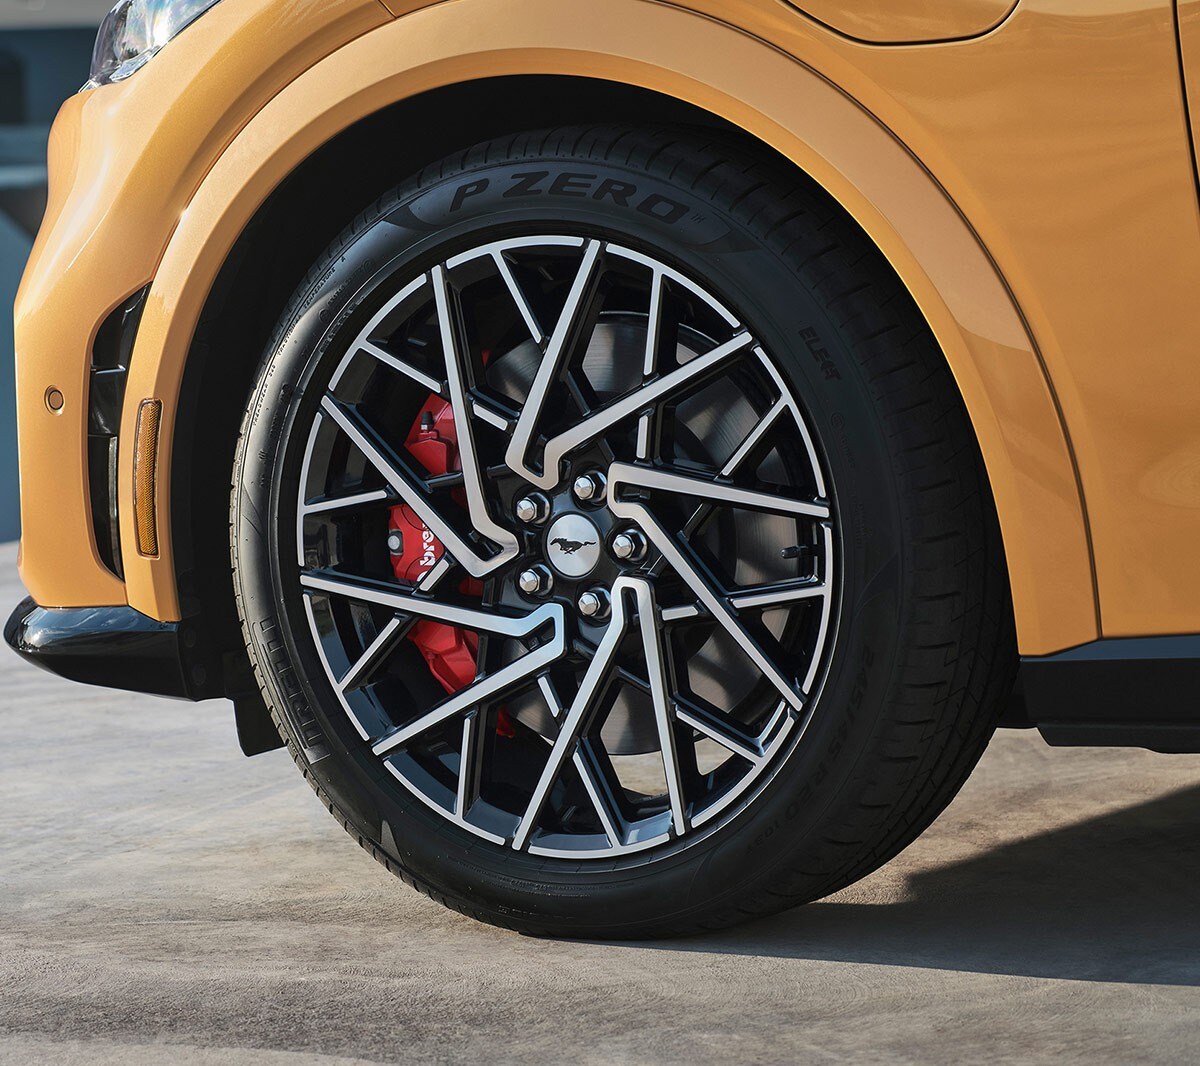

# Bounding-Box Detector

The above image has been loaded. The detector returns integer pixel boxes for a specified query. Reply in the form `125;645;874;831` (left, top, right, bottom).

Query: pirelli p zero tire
231;126;1016;938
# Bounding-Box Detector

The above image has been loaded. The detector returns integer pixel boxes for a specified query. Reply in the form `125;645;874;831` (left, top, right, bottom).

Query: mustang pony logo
551;536;597;555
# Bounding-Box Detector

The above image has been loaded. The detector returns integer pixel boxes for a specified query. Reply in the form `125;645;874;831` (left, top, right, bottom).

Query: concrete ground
1;542;1198;1065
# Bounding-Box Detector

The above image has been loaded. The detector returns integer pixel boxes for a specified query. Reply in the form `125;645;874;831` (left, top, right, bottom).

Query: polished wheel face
295;236;837;859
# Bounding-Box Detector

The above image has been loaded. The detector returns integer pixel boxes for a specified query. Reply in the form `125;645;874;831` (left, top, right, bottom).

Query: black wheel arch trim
1009;635;1200;753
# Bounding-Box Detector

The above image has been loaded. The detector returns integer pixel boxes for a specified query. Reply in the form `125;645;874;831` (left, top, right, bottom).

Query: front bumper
4;594;283;754
13;89;145;612
4;595;207;699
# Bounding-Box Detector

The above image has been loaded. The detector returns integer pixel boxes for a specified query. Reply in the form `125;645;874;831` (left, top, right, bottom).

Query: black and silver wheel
233;126;1015;937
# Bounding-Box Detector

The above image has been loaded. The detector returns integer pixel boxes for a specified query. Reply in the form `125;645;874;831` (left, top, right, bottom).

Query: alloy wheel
295;235;838;859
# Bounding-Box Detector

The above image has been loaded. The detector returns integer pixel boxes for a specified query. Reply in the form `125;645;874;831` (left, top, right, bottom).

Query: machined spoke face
296;235;839;857
511;577;638;851
430;264;521;564
505;239;604;487
633;580;689;836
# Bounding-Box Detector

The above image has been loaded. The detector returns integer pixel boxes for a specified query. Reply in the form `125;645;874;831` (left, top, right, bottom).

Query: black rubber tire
231;125;1016;938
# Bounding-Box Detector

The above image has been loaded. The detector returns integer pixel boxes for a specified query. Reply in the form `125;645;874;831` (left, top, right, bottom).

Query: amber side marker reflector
133;399;162;557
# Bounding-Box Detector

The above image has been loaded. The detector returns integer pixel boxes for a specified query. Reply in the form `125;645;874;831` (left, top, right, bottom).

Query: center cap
545;513;602;578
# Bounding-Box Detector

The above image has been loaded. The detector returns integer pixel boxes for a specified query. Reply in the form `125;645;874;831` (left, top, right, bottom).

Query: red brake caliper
387;393;517;738
389;397;480;693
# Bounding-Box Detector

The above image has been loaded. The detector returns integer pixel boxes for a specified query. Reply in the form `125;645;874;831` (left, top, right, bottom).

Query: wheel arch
122;0;1097;661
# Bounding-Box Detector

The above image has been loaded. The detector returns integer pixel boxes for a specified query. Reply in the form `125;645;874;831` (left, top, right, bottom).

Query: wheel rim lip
291;231;842;861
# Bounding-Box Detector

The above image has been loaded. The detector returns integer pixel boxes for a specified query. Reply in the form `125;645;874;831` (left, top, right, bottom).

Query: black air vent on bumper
88;288;147;578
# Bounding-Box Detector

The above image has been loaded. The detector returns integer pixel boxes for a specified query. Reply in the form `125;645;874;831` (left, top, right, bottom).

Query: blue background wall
0;25;96;540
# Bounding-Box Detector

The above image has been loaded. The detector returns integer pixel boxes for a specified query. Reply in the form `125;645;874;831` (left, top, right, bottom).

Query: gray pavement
1;540;1198;1064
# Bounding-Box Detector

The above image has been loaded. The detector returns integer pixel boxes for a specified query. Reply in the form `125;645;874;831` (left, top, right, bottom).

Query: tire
231;125;1016;938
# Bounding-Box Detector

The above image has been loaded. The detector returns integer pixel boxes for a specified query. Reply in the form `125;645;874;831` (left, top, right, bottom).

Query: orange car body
13;0;1200;663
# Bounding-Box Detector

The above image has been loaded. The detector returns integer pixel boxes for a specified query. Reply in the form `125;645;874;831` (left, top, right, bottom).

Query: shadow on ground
652;784;1200;986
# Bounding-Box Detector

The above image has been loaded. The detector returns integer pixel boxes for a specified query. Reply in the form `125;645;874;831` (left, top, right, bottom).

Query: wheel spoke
511;576;637;850
803;522;837;694
334;562;454;693
358;339;443;394
299;571;564;755
431;264;520;564
539;331;754;481
661;603;705;623
505;240;604;487
637;268;668;460
338;274;442;395
456;710;483;818
538;673;564;719
301;569;561;637
573;745;624;847
674;697;768;766
720;396;788;476
609;478;806;712
372;633;563;756
301;487;394;517
632;581;688;836
730;578;828;610
471;400;511;432
319;395;508;579
338;616;406;693
660;585;828;620
491;250;545;344
610;461;830;521
663;394;794;565
417;556;454;592
642;269;666;378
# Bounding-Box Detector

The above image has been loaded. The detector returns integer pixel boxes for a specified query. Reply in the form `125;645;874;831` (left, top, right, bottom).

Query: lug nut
577;587;611;619
518;565;554;597
610;530;647;562
515;493;550;525
572;471;607;504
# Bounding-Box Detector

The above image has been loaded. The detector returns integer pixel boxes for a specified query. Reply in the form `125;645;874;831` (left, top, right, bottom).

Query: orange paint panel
782;0;1018;43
